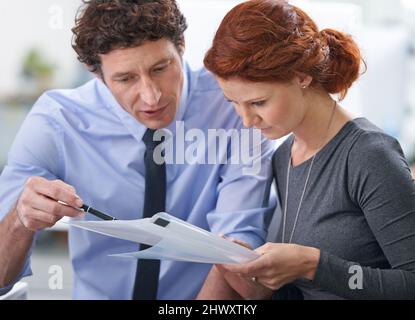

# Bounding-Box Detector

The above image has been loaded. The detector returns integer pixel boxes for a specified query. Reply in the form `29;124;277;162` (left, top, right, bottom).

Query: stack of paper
68;212;260;264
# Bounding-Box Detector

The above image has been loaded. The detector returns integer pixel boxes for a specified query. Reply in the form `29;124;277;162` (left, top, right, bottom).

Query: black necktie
132;129;166;300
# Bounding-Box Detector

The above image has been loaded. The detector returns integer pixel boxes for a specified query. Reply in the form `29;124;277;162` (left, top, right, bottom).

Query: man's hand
15;177;85;232
1;177;85;287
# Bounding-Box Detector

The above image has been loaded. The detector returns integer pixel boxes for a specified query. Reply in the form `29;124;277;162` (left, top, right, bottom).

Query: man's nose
139;78;161;107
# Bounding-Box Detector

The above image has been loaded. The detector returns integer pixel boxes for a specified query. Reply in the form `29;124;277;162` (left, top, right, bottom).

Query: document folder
68;212;260;264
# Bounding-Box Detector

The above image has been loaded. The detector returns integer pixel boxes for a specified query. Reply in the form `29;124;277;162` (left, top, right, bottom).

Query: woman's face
217;77;308;140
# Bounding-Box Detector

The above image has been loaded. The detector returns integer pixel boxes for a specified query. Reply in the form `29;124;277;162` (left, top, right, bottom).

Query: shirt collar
98;62;191;143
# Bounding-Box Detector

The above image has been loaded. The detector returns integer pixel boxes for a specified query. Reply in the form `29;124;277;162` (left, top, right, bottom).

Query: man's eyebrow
152;57;171;67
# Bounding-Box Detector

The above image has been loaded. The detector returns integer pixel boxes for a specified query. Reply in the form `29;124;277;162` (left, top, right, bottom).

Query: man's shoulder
185;66;242;128
32;78;104;116
190;66;222;93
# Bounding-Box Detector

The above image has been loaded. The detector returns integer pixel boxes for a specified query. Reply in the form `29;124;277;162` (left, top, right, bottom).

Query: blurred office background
1;0;415;299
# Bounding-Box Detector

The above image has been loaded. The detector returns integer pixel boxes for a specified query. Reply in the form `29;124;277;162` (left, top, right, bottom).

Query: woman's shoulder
343;118;411;185
347;118;403;158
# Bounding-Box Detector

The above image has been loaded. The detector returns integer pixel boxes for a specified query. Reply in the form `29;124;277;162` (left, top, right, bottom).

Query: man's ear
81;62;101;79
178;42;185;57
88;65;106;84
94;71;104;83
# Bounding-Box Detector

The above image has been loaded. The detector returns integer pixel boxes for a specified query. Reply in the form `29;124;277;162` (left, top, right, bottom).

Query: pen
58;201;117;221
81;204;117;221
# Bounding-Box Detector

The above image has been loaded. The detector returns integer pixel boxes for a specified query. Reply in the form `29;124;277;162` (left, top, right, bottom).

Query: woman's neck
291;93;352;166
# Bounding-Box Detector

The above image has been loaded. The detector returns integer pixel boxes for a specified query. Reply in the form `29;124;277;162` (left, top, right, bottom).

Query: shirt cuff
312;250;356;297
0;263;32;297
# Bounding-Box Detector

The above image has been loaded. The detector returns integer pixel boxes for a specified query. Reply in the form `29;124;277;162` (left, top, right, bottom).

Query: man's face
99;39;184;129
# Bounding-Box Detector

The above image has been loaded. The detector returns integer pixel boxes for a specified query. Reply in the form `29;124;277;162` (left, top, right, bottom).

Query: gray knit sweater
272;118;415;299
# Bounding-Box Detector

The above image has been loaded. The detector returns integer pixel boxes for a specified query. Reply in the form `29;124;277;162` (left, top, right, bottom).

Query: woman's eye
252;100;266;107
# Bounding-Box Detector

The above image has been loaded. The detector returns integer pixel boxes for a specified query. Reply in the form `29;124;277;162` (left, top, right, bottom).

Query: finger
259;277;283;291
255;242;282;255
232;238;252;249
255;247;268;256
18;189;80;219
221;235;252;249
54;180;77;194
32;179;83;208
50;180;83;207
215;264;228;274
18;208;61;231
31;194;85;218
221;261;256;275
227;253;272;276
246;275;265;288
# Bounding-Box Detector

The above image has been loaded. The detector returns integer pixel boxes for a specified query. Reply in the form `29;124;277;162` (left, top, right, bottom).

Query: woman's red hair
204;0;365;100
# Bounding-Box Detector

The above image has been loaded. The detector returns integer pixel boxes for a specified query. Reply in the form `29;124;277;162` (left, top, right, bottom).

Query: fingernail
75;198;83;207
78;212;86;218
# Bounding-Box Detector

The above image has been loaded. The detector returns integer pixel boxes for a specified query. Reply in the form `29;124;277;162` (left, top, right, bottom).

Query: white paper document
68;212;260;264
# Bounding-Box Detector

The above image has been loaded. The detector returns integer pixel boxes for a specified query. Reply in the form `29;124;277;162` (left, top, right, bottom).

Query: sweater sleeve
313;131;415;299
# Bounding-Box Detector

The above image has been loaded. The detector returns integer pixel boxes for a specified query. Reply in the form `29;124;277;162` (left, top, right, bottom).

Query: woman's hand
212;236;272;300
215;264;273;300
221;243;321;291
197;235;271;300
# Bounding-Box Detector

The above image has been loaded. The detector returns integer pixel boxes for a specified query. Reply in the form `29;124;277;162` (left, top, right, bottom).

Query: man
0;0;273;299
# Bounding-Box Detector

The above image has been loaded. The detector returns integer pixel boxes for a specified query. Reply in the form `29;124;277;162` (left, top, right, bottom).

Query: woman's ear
295;74;313;89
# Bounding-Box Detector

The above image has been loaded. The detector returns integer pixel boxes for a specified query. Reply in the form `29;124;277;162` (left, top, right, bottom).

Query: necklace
281;100;337;244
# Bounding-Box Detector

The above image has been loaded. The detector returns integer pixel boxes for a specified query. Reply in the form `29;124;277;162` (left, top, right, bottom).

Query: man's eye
116;77;132;83
153;65;168;73
252;100;266;107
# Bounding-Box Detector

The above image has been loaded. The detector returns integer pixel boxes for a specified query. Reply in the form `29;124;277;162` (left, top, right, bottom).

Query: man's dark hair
72;0;188;74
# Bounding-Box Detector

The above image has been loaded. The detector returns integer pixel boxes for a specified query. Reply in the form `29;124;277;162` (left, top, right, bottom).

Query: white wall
178;0;245;70
180;0;365;117
0;0;364;96
0;0;82;95
0;0;409;139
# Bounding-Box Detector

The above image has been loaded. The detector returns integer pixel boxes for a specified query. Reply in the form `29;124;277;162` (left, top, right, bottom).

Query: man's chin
137;115;176;130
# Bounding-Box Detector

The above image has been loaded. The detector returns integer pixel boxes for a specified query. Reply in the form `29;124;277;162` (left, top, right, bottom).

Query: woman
197;0;415;299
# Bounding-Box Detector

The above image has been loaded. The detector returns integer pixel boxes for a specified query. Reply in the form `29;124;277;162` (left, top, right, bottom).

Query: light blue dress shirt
0;64;274;299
